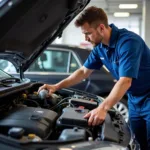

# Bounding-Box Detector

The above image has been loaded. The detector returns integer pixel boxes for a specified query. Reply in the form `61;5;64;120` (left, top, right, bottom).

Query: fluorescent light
119;4;138;9
114;12;130;17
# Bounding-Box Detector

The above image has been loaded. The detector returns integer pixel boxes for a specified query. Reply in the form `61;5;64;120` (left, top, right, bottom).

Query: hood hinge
19;64;24;80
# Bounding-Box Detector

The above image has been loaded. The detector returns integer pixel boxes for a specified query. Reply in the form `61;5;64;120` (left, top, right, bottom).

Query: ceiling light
114;12;130;17
119;4;138;9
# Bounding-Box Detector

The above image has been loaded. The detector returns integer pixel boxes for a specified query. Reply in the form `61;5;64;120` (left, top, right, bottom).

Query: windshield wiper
0;77;21;83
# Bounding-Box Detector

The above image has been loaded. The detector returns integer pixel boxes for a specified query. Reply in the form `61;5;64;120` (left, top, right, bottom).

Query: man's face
81;22;103;47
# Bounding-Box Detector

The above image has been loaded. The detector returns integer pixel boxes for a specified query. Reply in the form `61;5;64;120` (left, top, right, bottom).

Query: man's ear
97;24;104;34
99;24;105;33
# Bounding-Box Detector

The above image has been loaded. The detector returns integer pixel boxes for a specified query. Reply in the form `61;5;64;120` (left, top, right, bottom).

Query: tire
114;98;129;122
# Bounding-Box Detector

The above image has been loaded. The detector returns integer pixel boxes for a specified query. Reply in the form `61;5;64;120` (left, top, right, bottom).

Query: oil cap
28;134;36;139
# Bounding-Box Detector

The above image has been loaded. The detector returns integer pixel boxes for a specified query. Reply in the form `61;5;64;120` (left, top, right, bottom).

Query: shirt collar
99;24;119;49
108;24;119;49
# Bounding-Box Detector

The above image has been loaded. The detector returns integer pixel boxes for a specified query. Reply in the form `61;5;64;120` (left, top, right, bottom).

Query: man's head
75;6;109;47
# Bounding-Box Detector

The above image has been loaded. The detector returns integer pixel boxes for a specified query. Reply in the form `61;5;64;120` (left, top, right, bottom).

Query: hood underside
0;0;90;72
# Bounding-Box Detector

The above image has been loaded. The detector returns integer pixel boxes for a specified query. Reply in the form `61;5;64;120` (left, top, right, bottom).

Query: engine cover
0;106;58;139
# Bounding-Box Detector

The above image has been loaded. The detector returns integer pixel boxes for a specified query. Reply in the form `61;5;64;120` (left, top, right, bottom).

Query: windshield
0;69;12;80
0;59;16;73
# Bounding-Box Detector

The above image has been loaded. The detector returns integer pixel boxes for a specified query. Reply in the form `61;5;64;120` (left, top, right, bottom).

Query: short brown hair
75;6;108;28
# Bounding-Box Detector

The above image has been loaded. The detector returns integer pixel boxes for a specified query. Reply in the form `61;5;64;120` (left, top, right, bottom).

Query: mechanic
38;6;150;150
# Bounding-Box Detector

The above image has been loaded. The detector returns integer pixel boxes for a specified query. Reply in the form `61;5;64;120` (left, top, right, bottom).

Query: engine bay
0;81;131;148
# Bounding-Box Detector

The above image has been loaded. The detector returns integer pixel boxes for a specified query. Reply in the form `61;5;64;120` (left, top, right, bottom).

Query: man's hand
38;84;57;96
84;106;107;126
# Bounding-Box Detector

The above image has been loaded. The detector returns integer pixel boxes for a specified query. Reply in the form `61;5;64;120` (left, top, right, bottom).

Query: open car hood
0;0;90;72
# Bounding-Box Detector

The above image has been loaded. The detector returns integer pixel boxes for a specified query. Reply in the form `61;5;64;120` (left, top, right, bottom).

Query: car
2;44;129;122
0;0;137;150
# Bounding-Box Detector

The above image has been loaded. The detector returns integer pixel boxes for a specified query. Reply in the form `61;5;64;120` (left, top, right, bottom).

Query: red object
78;106;85;109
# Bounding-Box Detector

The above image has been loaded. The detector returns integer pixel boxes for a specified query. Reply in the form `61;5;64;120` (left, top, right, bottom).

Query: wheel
114;98;129;122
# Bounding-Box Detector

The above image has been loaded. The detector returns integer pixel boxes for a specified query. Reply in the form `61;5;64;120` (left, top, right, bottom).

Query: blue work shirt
84;24;150;105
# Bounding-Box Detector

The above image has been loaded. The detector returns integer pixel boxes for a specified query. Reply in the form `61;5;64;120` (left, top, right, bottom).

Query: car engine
0;79;133;149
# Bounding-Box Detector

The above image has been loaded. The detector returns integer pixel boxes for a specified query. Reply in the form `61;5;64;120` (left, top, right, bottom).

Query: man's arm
100;77;132;111
84;77;132;126
55;66;93;90
38;66;93;94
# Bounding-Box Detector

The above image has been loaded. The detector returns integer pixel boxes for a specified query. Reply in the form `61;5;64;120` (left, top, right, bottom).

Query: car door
24;47;90;91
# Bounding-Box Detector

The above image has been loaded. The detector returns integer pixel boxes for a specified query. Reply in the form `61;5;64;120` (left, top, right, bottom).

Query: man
38;6;150;150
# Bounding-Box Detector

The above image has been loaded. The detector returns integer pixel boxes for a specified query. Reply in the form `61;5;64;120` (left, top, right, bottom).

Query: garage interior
0;0;150;149
54;0;150;48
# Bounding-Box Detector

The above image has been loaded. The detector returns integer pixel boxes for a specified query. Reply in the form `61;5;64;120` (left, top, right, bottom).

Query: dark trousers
129;96;150;150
